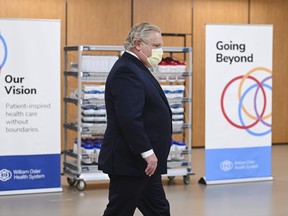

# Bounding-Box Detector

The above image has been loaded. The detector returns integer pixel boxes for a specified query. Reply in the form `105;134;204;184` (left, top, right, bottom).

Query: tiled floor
1;144;288;216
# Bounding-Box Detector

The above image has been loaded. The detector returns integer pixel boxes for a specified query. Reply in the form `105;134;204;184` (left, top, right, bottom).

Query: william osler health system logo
0;169;12;181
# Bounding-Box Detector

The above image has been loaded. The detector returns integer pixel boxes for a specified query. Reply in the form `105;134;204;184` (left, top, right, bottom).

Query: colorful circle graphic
220;67;272;136
0;33;8;73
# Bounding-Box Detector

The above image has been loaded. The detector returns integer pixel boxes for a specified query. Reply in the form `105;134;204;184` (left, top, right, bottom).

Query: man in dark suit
98;23;172;216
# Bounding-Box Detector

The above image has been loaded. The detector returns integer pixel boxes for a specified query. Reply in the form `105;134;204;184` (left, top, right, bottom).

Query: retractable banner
201;24;273;185
0;19;62;194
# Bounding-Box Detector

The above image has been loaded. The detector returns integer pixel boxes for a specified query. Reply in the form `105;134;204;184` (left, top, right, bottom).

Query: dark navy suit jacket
98;52;172;177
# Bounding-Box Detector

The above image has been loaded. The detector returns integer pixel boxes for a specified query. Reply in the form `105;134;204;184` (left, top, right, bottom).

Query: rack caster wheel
67;177;77;186
168;176;175;185
183;175;190;185
76;180;87;191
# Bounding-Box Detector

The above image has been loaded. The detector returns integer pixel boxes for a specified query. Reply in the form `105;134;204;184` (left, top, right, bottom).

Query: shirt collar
125;50;139;59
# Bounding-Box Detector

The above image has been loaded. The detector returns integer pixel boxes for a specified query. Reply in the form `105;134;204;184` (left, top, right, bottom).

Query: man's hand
144;153;158;177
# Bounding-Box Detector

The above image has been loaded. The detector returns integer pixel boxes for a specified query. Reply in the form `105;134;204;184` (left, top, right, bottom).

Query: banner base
0;187;62;196
198;176;273;185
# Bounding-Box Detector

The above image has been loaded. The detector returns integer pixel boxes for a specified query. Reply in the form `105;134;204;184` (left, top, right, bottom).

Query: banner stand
0;19;62;195
0;188;62;196
203;24;273;185
198;176;273;185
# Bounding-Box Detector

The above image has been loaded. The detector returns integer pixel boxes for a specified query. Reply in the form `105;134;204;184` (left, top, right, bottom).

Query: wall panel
250;0;288;143
0;0;65;18
133;0;192;47
0;0;66;47
66;0;131;46
192;0;249;147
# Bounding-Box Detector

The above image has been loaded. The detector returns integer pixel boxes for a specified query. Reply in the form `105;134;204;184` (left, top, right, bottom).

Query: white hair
123;22;161;50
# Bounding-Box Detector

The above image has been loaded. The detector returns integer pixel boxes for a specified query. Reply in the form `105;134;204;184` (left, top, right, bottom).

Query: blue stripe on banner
0;154;61;191
206;146;271;181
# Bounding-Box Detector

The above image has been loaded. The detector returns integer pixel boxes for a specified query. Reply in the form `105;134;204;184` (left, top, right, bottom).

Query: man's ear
135;40;142;51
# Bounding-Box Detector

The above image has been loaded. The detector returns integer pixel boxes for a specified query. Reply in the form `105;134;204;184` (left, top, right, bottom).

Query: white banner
203;24;273;184
0;19;61;194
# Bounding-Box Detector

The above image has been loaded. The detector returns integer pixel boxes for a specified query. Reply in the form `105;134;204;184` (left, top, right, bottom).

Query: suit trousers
103;174;170;216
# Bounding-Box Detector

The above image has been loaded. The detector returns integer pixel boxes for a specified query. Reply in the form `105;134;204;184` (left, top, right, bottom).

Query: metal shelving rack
62;45;193;191
160;46;194;185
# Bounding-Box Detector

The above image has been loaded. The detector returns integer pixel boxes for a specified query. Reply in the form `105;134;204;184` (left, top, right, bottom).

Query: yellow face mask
141;42;163;67
147;47;163;67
